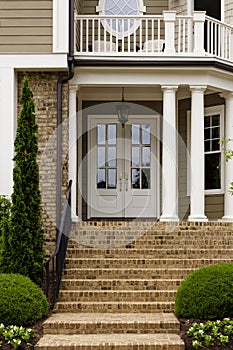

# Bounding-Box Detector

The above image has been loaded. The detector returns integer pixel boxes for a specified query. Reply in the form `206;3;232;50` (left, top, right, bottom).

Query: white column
188;86;208;222
69;85;78;222
222;93;233;221
163;11;176;55
193;11;206;55
0;68;16;196
160;85;179;222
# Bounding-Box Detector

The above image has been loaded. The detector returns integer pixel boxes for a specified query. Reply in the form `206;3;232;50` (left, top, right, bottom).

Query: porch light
116;87;130;127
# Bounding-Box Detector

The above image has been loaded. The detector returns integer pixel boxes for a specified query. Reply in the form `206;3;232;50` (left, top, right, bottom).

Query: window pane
142;168;150;189
212;139;220;151
204;140;210;152
131;124;140;144
142;147;151;166
108;169;117;189
97;124;106;144
131;168;140;188
142;124;150;145
108;147;116;167
204;128;210;140
97;169;106;188
108;124;116;144
212;114;220;126
105;0;138;16
204;116;210;127
205;153;221;190
212;127;220;139
97;147;106;167
132;146;140;166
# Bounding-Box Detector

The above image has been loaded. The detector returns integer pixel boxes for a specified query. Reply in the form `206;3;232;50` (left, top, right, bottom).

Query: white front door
88;115;159;218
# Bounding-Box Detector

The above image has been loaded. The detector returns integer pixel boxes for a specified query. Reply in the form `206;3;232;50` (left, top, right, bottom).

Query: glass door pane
131;124;151;189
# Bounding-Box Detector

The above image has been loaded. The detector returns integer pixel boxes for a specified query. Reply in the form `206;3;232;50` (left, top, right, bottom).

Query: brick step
35;333;184;350
63;267;195;279
65;257;233;269
66;248;233;258
43;313;180;335
68;240;233;250
71;223;233;234
70;228;233;237
59;290;176;302
54;301;174;313
61;278;182;290
71;221;232;229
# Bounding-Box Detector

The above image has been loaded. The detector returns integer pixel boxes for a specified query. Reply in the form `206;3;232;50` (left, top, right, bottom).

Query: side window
96;0;146;38
204;113;221;190
187;105;224;195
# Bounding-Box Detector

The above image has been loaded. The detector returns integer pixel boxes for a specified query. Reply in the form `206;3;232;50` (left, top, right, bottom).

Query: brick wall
17;72;69;256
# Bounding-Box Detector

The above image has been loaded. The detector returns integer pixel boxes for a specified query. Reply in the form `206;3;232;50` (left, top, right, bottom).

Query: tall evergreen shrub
0;76;44;286
0;196;11;261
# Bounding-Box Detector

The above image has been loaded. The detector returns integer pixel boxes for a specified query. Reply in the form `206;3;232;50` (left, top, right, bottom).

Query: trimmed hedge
175;263;233;320
0;274;48;325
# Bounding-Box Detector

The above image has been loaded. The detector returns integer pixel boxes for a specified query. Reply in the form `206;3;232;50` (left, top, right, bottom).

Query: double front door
88;116;159;218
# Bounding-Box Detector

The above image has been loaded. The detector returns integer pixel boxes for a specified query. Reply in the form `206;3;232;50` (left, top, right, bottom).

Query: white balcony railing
74;11;233;62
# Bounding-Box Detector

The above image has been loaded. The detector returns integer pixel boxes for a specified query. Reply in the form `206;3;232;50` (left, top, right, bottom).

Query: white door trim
87;114;160;219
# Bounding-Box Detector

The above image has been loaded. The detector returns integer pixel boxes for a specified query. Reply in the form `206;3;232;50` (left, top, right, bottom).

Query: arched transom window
96;0;146;38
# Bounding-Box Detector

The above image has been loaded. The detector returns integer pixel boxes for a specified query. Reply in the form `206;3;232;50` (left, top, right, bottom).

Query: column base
72;215;80;223
160;215;180;222
220;216;233;222
188;215;208;222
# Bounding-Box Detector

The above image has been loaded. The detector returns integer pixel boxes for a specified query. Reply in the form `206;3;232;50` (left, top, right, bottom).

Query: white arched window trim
96;0;146;38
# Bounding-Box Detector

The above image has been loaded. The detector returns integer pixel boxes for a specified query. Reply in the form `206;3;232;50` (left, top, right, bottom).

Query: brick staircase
36;221;233;350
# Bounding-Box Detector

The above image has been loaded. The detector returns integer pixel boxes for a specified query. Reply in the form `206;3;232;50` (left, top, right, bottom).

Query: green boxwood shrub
175;263;233;320
0;274;48;325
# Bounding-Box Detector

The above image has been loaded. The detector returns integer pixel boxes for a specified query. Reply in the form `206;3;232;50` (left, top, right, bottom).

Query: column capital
161;85;178;92
190;85;207;92
220;91;233;100
69;84;79;92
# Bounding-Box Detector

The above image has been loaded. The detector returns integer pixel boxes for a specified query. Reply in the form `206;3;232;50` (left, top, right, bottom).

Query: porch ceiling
78;85;217;101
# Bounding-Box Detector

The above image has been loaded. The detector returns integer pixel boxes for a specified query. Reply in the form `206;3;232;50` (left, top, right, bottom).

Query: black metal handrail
44;180;72;309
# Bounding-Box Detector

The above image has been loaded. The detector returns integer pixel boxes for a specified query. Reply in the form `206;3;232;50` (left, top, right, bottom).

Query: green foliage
0;274;48;326
187;319;233;348
175;263;233;319
0;76;44;286
0;196;11;257
220;138;233;195
0;324;34;349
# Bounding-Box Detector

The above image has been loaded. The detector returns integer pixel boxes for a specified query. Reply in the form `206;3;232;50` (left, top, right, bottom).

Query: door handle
119;173;122;192
125;173;129;192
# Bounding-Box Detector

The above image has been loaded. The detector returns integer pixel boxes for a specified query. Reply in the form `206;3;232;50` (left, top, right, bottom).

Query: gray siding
0;0;52;53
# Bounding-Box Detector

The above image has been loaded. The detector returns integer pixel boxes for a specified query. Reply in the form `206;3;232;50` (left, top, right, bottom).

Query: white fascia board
0;54;67;69
74;66;233;91
53;0;69;53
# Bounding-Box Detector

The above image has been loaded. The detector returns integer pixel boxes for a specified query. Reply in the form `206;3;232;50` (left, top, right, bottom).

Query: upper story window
96;0;146;38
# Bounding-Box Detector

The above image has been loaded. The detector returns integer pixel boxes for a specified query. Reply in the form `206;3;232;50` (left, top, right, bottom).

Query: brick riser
54;301;174;313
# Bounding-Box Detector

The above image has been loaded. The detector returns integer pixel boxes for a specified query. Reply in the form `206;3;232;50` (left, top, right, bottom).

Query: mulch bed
180;318;233;350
